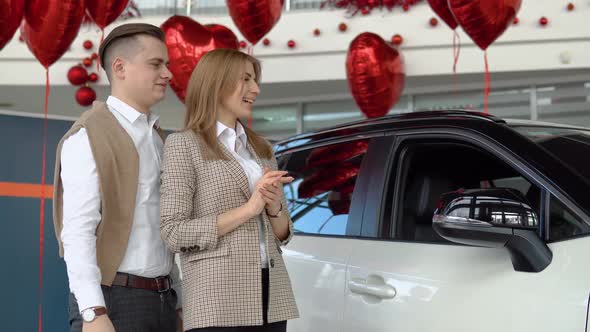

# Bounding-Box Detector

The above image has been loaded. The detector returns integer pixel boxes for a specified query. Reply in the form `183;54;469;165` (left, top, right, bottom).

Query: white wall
0;0;588;86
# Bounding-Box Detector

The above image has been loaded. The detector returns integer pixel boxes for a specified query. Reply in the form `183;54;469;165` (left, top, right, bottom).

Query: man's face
120;35;172;109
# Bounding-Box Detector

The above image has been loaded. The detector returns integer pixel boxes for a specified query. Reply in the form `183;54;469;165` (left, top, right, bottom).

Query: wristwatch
81;307;107;323
266;202;283;218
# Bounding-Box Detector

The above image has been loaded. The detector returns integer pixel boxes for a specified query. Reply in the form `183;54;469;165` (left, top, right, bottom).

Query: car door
277;137;376;332
342;131;590;332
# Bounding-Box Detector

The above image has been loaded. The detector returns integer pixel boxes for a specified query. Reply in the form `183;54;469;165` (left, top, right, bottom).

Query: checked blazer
160;130;299;330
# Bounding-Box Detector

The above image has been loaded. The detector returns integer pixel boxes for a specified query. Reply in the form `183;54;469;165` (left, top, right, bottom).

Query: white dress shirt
216;121;269;268
60;96;174;312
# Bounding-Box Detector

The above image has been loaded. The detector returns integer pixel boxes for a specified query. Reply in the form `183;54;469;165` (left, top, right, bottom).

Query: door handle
348;277;396;299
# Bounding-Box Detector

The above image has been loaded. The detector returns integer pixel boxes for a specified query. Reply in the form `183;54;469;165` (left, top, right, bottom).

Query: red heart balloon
0;0;25;51
449;0;521;50
298;162;360;199
427;0;457;30
304;140;369;170
346;32;405;119
226;0;283;45
161;16;239;102
22;0;85;68
205;24;239;49
85;0;130;30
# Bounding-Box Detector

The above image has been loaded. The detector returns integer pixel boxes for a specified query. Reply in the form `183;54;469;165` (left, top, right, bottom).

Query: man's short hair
98;23;166;77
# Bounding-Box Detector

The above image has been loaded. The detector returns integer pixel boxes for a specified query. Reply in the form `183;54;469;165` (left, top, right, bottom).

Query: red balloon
346;32;405;118
83;40;93;50
328;183;355;215
82;57;93;67
305;140;368;170
0;0;25;51
67;65;88;85
449;0;521;50
427;0;458;30
567;3;574;11
22;0;85;68
204;23;239;49
85;0;129;30
227;0;283;45
76;86;96;106
287;40;296;48
88;72;99;82
539;16;548;26
161;16;239;102
391;34;403;45
298;162;360;198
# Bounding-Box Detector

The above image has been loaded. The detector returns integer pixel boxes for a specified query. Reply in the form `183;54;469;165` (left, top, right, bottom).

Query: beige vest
52;101;140;285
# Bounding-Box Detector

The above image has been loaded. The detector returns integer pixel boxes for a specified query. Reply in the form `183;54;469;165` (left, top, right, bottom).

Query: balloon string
452;30;461;94
247;44;253;128
95;29;104;100
96;29;103;74
484;51;490;114
38;68;50;332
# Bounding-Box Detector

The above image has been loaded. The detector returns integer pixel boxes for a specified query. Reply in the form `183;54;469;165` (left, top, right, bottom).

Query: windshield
511;125;590;182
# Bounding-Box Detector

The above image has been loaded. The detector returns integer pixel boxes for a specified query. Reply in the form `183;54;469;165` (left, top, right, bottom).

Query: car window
277;139;370;236
391;141;542;242
512;126;590;185
549;196;590;242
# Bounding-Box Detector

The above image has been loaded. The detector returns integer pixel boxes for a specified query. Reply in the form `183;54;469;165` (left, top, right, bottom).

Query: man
53;23;180;332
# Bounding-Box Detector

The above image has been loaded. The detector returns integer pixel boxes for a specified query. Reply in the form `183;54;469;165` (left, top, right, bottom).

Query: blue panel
0;115;72;331
0;115;71;184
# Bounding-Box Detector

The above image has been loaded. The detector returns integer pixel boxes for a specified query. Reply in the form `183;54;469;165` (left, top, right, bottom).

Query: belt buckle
155;276;171;293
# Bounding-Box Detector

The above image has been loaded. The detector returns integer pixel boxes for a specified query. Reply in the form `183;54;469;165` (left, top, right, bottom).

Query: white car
275;111;590;332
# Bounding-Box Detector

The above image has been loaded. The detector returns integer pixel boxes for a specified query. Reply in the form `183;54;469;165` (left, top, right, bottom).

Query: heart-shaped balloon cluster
161;16;239;102
428;0;522;50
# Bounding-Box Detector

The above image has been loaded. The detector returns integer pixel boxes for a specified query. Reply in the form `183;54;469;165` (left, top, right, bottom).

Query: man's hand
82;315;116;332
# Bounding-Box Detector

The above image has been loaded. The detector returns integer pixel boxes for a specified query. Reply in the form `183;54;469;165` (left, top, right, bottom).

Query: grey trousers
68;285;177;332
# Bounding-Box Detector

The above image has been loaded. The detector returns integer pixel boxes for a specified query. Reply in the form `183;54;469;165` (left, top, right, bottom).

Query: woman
160;48;299;332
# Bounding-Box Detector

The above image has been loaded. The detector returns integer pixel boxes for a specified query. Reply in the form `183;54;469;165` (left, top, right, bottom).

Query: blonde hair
184;49;272;160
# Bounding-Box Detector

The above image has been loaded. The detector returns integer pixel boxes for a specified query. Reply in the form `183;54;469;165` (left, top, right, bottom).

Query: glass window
414;87;530;119
134;0;185;15
249;104;298;141
512;126;590;184
536;82;590;127
549;196;590;241
394;141;541;242
279;139;370;236
290;0;323;10
302;97;408;133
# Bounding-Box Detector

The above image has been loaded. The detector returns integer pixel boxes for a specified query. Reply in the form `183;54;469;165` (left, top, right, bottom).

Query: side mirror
432;188;552;272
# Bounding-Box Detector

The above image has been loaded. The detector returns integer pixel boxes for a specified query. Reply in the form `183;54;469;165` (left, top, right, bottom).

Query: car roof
504;118;590;131
274;110;588;152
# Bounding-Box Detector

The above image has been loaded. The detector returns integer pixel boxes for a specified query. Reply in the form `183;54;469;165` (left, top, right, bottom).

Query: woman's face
219;61;260;123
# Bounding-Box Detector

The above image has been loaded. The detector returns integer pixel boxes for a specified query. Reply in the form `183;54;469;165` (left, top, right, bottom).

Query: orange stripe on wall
0;182;53;199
